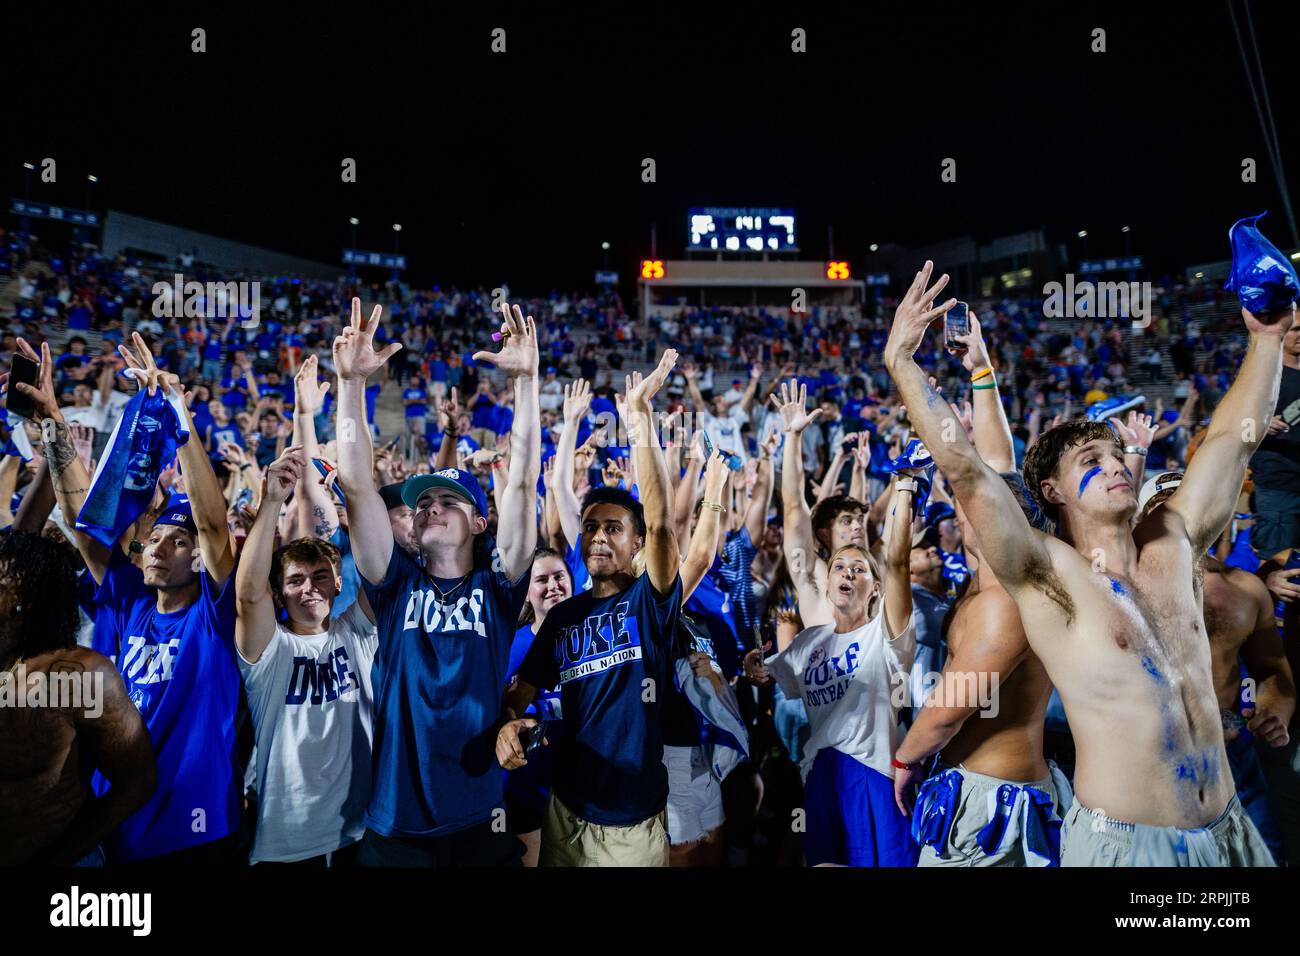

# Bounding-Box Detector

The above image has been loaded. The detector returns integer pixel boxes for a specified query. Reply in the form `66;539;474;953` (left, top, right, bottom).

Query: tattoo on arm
312;506;332;539
41;419;77;478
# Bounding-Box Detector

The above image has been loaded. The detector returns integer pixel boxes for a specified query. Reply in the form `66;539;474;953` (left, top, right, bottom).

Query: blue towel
673;655;750;783
1225;212;1299;314
3;411;34;462
76;384;189;548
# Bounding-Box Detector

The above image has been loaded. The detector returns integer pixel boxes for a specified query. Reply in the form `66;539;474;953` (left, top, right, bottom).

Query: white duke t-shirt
238;603;378;863
767;611;915;783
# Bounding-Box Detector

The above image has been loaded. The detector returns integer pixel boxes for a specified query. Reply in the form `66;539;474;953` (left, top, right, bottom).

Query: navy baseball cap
153;495;198;535
401;468;489;517
924;502;956;527
379;482;406;511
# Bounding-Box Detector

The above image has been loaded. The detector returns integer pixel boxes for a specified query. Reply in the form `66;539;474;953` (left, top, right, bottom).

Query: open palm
769;379;821;434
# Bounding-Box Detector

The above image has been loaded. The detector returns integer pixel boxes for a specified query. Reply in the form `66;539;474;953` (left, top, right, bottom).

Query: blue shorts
803;748;919;867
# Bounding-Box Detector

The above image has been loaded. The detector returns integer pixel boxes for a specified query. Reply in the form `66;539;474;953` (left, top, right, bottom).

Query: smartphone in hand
944;301;970;350
4;353;40;419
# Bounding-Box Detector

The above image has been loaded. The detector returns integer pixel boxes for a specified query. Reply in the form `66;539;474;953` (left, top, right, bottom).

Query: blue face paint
1122;465;1133;480
1077;466;1103;499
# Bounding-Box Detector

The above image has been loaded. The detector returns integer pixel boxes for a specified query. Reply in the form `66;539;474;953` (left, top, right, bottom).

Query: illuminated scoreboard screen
688;207;797;252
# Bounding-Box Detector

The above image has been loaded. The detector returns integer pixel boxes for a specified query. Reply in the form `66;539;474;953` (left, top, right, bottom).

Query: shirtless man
0;530;156;865
892;313;1071;866
1138;471;1295;864
885;259;1289;866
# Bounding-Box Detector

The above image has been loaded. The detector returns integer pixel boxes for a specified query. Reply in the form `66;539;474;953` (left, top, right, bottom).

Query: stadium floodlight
23;162;34;170
1077;230;1088;238
392;223;402;232
869;243;879;252
1291;251;1300;261
601;241;610;250
349;217;359;225
87;174;98;182
1121;225;1130;233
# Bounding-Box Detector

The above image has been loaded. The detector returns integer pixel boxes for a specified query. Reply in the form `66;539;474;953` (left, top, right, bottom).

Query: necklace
428;571;471;607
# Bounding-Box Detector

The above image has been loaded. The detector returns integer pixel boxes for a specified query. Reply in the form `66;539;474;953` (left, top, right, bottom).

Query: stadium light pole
348;218;360;278
391;224;402;286
601;240;610;270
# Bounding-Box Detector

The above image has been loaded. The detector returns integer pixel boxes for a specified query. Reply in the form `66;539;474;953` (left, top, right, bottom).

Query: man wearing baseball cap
333;298;541;866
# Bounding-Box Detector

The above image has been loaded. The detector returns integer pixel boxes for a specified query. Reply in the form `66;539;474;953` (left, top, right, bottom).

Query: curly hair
270;538;343;597
0;529;82;660
1022;420;1123;523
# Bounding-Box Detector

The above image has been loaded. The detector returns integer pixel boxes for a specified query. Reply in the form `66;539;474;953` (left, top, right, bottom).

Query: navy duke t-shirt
519;573;683;826
361;540;529;837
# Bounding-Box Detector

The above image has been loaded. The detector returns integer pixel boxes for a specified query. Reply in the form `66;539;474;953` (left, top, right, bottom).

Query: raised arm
681;451;730;601
681;361;708;413
433;387;461;472
772;379;832;626
11;339;108;581
880;475;915;639
120;333;236;589
471;302;540;582
1239;572;1296;748
236;446;303;663
883;262;1052;593
625;350;681;593
552;378;592;547
1111;410;1157;499
1167;305;1294;553
333;298;403;583
738;362;762;414
291;354;339;540
744;432;777;544
948;314;1015;474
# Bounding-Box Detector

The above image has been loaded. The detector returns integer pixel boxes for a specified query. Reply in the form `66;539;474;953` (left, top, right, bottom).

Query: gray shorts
918;762;1073;867
1060;795;1276;867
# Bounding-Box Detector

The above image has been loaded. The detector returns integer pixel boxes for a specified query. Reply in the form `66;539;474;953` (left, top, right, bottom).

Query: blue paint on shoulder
1077;466;1103;499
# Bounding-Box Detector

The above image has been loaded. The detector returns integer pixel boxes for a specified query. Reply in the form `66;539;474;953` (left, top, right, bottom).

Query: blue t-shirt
507;625;562;721
331;526;359;615
564;539;592;594
518;573;684;826
360;541;530;837
90;551;241;862
685;569;741;678
403;387;427;418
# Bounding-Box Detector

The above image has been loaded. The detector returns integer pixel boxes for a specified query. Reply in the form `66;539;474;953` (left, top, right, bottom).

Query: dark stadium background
7;2;1298;291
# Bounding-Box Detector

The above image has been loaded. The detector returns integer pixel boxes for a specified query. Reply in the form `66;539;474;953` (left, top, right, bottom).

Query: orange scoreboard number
826;261;850;280
641;259;665;279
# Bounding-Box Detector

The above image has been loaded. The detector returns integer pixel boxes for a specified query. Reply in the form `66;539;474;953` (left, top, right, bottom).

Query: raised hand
68;422;95;470
472;302;539;379
949;401;974;442
333;298;402;381
626;348;678;410
1241;304;1297;337
293;353;331;415
702;449;730;501
948;312;991;373
438;386;462;431
884;260;956;366
1113;411;1157;450
11;338;61;420
769;379;822;434
118;331;180;398
263;445;305;504
563;378;592;423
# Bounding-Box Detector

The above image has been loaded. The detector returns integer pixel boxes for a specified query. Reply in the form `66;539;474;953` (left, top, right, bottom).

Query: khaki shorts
918;762;1072;868
1061;795;1276;867
539;793;669;867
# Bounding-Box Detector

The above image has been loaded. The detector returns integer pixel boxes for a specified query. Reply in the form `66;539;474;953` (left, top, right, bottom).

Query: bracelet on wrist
891;757;915;771
1123;445;1148;458
970;366;994;383
895;478;917;493
972;381;997;391
700;499;726;512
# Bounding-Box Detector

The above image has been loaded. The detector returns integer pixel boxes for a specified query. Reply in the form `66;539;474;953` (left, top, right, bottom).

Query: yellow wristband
971;367;993;383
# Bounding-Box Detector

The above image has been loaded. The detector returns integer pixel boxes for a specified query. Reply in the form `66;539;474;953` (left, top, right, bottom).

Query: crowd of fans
1;228;1297;868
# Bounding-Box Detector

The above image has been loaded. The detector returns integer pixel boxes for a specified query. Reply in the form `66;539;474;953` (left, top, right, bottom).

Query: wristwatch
1123;445;1148;458
896;478;918;493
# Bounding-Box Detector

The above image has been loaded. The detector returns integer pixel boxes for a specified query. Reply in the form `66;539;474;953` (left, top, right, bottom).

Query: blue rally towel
77;382;190;548
883;438;936;517
673;638;750;783
1225;212;1299;314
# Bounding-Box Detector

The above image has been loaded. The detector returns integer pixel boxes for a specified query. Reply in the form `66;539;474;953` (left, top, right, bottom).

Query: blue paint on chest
1078;466;1103;499
1109;577;1128;597
1141;655;1165;684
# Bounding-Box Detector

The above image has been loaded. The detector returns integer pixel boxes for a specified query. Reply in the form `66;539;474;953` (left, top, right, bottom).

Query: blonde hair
826;544;883;620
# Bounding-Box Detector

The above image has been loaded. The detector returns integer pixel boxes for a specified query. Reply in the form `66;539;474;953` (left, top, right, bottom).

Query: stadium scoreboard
688;207;797;252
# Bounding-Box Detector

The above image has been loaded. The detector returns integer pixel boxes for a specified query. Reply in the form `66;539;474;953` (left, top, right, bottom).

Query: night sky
8;2;1299;293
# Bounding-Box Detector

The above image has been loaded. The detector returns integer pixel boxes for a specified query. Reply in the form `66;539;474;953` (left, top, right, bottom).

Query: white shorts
664;745;724;845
